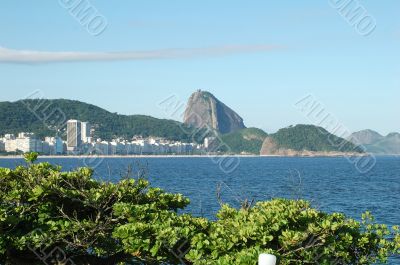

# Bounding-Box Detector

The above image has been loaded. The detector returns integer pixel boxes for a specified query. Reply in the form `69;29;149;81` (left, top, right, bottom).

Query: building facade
81;122;91;143
4;133;41;153
67;120;82;151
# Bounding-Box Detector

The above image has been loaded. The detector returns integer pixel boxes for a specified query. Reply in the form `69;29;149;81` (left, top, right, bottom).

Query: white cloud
0;45;281;64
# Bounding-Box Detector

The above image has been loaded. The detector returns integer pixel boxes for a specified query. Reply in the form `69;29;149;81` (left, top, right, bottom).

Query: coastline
0;153;383;159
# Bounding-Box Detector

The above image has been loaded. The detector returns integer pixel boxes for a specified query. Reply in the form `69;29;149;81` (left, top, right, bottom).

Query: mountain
183;90;246;134
348;129;384;145
0;99;204;142
349;130;400;154
260;125;364;156
219;128;268;154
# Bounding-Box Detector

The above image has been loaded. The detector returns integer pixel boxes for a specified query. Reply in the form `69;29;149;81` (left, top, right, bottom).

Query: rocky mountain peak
183;90;246;134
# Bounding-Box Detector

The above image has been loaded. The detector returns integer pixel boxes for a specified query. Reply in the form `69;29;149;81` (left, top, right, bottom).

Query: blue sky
0;1;399;135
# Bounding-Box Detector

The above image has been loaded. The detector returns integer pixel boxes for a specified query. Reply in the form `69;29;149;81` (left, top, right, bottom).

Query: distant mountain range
0;91;397;155
349;130;400;155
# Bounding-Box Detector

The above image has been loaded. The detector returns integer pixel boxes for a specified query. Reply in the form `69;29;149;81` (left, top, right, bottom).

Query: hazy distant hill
0;99;203;142
183;90;246;134
348;129;384;145
219;127;268;154
260;125;364;155
349;129;400;154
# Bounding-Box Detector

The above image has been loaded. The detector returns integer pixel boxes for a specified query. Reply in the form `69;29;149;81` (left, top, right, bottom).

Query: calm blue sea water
1;156;399;263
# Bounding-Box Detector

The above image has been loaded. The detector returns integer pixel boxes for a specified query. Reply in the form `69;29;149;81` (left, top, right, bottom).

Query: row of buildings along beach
0;119;209;155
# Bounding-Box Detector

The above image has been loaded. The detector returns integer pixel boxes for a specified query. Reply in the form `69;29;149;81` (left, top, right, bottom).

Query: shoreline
0;153;391;159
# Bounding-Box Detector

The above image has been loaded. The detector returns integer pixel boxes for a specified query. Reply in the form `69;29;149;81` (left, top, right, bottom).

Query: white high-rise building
5;133;38;153
17;134;36;153
81;122;91;143
67;120;82;151
5;139;17;152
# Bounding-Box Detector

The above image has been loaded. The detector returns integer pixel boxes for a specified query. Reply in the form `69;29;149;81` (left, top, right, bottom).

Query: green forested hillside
219;128;268;154
270;124;363;153
0;99;203;142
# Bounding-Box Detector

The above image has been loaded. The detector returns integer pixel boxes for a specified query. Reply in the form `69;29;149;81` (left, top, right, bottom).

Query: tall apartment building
67;120;82;151
81;122;91;143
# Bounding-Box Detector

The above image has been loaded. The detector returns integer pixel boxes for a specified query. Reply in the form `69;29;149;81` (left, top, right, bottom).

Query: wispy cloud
0;45;282;64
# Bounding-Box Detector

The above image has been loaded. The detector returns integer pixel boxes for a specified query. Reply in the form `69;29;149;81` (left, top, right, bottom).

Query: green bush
0;154;195;264
187;201;400;265
0;154;399;264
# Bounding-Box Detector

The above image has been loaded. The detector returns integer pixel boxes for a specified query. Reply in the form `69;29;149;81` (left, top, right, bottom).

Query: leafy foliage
0;99;204;142
187;200;400;265
0;156;398;264
271;125;364;153
0;157;194;264
23;152;38;163
219;128;268;154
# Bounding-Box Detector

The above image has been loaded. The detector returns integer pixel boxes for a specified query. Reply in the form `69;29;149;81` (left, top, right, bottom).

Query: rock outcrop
183;90;246;134
259;137;279;155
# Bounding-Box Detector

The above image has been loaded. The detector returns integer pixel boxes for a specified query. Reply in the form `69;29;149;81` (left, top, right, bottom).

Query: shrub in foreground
0;154;197;264
187;200;400;264
0;154;398;264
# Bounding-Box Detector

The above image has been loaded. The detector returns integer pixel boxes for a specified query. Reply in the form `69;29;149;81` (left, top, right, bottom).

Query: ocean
1;156;399;264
